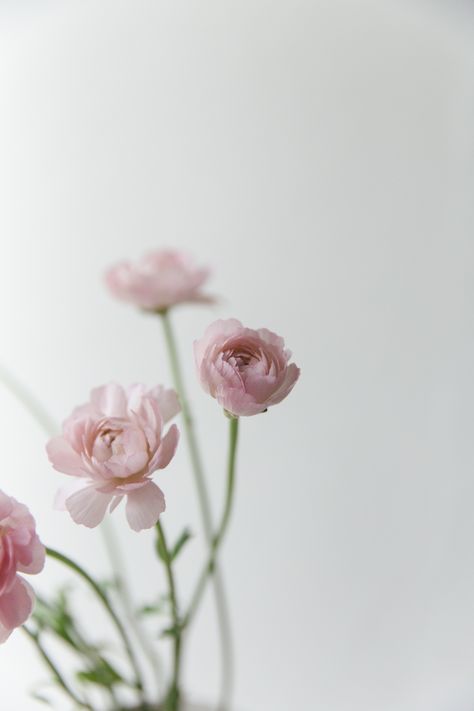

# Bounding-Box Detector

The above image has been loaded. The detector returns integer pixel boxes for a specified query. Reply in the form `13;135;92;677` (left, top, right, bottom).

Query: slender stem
159;311;234;710
159;312;214;534
101;517;164;694
184;416;239;628
0;363;58;436
155;521;181;711
22;625;92;710
46;547;146;702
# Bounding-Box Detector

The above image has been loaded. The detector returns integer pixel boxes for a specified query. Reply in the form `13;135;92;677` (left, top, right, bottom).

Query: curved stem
184;416;239;628
0;363;58;436
46;547;146;702
155;521;181;711
22;625;93;710
159;311;234;711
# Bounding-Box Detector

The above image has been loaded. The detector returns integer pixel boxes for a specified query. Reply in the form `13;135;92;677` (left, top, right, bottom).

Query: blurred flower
105;250;213;311
46;383;180;531
194;319;300;417
0;491;45;642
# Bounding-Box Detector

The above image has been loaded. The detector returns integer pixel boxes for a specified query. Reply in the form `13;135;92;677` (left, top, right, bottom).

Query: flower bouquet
0;251;300;711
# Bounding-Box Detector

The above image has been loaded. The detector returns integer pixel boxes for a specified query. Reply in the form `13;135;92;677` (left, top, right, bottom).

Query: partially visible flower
0;492;45;643
194;319;300;417
46;383;180;532
105;250;213;311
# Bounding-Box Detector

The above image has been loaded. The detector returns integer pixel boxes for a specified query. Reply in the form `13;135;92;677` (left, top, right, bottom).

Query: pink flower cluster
0;491;45;642
105;250;213;311
47;383;180;531
195;319;300;417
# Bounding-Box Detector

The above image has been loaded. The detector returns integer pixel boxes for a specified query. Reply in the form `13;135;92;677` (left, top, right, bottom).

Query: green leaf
170;528;192;562
30;691;53;706
76;658;123;688
160;624;182;639
137;593;169;617
98;578;119;594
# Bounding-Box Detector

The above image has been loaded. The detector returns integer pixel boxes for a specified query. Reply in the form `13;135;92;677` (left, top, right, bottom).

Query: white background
0;1;473;709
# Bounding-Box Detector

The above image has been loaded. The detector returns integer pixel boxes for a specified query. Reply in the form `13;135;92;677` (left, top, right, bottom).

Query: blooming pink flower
105;250;213;311
0;492;45;643
46;383;180;531
194;319;300;417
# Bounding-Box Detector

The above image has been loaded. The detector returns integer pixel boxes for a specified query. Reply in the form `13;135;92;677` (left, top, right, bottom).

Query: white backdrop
0;1;473;710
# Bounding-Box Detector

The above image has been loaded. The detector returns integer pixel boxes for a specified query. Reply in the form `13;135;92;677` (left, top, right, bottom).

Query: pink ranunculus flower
194;319;300;417
0;492;45;643
105;250;213;312
46;383;180;532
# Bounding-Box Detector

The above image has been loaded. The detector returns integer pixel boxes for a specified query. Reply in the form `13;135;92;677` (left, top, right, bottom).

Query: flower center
226;348;258;372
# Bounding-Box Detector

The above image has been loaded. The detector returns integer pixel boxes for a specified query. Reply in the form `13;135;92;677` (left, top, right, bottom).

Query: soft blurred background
0;0;473;709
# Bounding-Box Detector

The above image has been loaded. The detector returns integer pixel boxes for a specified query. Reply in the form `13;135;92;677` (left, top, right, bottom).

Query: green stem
46;547;146;703
0;363;58;436
184;416;239;629
23;625;92;710
159;311;234;711
155;521;181;711
101;517;164;694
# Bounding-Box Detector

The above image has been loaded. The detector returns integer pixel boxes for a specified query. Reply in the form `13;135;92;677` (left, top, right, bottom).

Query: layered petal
105;250;213;310
0;491;44;643
195;320;300;416
91;383;127;418
148;424;179;472
46;436;85;477
47;381;180;531
66;485;113;528
0;577;34;637
125;482;166;531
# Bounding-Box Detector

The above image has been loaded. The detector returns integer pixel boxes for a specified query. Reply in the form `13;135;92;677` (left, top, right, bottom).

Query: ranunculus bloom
194;319;300;417
0;492;45;642
105;250;213;311
46;383;180;531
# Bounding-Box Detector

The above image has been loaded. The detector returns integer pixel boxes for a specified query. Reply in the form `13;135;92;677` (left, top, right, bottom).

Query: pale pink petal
109;496;124;513
15;535;45;575
46;436;85;477
194;319;243;367
125;383;147;413
0;576;34;633
108;480;148;493
66;485;113;528
0;492;13;522
0;539;16;595
265;363;301;406
54;480;89;511
148;386;180;423
125;482;165;531
90;383;127;417
105;250;213;310
255;327;286;351
216;386;264;417
148;424;179;472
